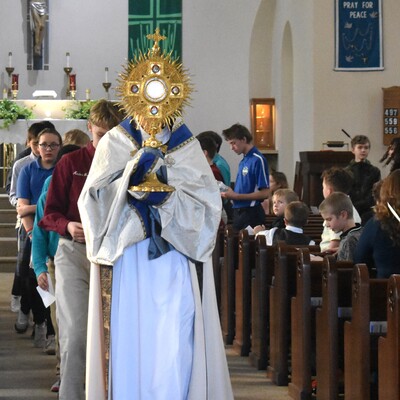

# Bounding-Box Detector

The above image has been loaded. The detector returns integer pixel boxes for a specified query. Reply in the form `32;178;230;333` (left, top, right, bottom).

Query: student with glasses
38;142;60;150
7;121;55;324
15;128;62;349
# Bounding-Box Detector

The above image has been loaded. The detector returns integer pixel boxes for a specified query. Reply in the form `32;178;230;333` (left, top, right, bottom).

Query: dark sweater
272;228;312;246
346;159;381;219
354;217;400;278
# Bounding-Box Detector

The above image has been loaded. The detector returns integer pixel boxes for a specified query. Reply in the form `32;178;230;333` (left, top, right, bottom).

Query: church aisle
0;272;290;399
0;273;57;400
227;346;291;399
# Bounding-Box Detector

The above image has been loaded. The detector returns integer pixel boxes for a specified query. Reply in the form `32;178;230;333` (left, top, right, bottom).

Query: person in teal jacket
31;144;80;393
32;176;59;278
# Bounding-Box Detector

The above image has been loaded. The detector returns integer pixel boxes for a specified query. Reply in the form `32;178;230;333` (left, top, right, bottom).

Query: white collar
285;225;303;234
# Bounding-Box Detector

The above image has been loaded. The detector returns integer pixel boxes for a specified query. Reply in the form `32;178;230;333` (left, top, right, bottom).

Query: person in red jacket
39;100;123;400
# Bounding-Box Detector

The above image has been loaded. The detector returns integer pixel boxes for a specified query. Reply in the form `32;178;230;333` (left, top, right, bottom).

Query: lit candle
86;89;90;101
8;52;12;68
66;52;70;68
3;88;7;99
11;74;19;90
105;67;109;83
69;74;76;91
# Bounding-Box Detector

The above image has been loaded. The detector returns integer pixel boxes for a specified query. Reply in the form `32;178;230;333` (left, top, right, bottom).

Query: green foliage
64;100;98;120
0;99;34;129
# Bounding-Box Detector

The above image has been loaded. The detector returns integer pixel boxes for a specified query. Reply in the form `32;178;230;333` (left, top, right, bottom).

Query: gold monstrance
117;28;192;192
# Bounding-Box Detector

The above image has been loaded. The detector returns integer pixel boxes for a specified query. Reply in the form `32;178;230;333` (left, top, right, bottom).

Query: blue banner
335;0;383;71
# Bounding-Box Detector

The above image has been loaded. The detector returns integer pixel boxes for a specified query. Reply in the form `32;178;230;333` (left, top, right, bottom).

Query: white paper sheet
36;273;56;308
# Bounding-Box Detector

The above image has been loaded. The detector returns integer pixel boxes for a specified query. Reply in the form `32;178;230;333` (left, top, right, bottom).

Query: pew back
221;225;238;344
378;274;400;400
289;248;324;400
234;229;255;356
249;237;276;369
268;242;320;386
212;225;225;314
344;264;387;400
315;256;354;400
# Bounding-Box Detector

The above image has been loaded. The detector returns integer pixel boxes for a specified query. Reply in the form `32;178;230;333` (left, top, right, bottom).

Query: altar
0;100;90;144
0;100;91;187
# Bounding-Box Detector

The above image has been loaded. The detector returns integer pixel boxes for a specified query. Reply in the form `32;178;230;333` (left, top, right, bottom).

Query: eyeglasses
38;143;60;150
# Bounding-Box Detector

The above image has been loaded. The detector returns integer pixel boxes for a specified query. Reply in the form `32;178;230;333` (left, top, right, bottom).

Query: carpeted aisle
0;272;290;400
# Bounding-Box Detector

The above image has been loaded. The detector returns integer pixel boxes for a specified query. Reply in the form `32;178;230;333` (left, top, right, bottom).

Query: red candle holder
69;74;76;91
11;74;19;91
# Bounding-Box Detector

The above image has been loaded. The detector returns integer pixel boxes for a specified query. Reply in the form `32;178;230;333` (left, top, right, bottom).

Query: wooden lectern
294;151;354;207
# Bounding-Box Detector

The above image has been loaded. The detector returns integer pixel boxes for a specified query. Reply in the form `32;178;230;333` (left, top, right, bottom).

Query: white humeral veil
78;122;233;400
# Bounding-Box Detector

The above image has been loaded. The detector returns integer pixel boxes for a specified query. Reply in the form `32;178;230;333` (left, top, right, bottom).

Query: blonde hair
319;192;353;218
88;99;124;130
273;189;299;204
63;129;90;147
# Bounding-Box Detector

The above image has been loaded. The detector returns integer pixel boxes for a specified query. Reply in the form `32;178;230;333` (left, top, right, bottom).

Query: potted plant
0;99;34;129
64;100;98;119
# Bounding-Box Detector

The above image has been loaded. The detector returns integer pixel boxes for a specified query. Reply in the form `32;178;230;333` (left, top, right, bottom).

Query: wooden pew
303;226;323;244
289;248;324;400
265;214;276;228
211;225;225;314
233;229;255;356
268;242;298;385
220;218;321;352
220;225;238;344
303;214;323;245
249;237;276;369
315;256;354;400
344;264;387;400
379;274;400;400
268;242;320;386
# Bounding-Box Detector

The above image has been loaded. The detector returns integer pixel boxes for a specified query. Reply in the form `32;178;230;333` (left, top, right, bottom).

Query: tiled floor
0;272;291;399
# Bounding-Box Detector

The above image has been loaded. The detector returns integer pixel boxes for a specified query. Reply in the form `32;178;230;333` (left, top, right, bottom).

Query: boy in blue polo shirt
221;123;269;231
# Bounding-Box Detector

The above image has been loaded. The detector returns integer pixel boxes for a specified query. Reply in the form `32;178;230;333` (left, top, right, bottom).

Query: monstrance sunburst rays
117;28;192;147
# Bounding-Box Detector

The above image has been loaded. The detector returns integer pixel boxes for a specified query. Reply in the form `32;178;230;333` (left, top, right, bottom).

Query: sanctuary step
0;193;16;273
0;209;17;224
0;193;12;209
0;222;16;237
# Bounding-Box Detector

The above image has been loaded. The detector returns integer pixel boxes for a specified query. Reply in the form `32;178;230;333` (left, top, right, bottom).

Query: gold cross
146;28;166;55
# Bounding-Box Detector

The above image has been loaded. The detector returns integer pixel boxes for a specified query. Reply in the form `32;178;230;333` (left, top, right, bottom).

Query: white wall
312;1;398;175
1;0;128;101
249;1;316;186
1;0;397;183
248;0;397;185
1;0;261;179
182;1;261;178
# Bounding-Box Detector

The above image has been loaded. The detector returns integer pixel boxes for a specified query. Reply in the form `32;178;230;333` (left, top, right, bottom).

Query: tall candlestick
69;74;76;91
8;52;12;68
105;67;109;83
11;74;19;90
66;52;70;68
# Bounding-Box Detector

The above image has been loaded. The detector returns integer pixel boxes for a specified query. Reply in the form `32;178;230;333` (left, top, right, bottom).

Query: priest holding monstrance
78;29;234;400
